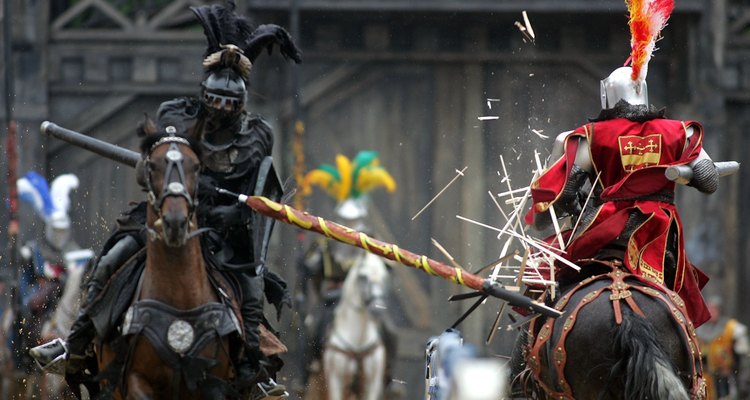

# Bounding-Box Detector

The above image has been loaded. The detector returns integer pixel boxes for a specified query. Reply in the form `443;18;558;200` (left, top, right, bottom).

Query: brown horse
96;132;242;399
513;267;706;400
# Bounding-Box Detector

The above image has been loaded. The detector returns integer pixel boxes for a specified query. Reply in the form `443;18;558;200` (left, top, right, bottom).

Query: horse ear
137;113;158;137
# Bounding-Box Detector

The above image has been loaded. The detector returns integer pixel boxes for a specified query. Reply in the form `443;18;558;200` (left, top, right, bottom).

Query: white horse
323;251;388;400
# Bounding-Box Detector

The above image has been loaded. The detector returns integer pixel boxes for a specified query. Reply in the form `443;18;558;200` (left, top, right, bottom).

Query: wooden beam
246;0;703;13
302;68;385;120
279;63;365;118
50;82;196;95
50;30;204;42
52;0;133;32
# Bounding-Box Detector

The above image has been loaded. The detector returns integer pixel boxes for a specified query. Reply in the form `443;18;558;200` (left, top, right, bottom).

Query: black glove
206;204;243;230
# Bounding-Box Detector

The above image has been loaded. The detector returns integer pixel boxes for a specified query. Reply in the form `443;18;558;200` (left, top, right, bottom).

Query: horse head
350;253;389;316
139;128;201;247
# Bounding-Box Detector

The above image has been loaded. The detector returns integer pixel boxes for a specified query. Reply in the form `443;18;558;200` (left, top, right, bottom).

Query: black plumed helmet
191;1;302;114
190;0;302;79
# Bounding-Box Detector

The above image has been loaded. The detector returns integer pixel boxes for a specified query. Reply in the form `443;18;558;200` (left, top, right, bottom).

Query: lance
40;121;140;167
218;189;562;318
38;121;562;318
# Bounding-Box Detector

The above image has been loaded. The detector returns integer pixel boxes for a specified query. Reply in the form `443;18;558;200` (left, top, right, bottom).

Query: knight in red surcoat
525;66;719;327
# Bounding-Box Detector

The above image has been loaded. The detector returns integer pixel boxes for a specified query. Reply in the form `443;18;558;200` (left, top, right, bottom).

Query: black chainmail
589;99;667;123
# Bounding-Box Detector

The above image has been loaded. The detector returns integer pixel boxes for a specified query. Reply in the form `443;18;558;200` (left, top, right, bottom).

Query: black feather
244;25;303;64
190;1;301;66
190;0;256;58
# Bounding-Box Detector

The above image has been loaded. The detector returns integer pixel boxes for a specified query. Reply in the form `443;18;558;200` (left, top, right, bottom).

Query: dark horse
513;265;706;400
95;132;242;399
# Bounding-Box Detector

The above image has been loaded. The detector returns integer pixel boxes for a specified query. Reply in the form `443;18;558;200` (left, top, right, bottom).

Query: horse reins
325;334;383;397
144;134;201;239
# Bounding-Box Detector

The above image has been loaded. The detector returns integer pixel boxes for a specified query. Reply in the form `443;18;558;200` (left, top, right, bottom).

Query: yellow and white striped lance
224;191;561;319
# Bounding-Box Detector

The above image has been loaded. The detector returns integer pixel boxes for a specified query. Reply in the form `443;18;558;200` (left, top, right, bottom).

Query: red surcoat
526;118;710;326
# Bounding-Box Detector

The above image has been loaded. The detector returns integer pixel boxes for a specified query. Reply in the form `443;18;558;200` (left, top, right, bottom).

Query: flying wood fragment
411;166;468;221
531;129;548;139
432;237;464;270
514;21;534;43
522;11;536;40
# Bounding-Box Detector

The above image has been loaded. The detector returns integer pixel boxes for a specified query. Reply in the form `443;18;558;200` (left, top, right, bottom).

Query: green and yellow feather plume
303;150;396;202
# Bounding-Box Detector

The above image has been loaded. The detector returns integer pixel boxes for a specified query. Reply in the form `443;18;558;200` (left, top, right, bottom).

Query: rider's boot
252;378;288;400
30;235;141;374
236;274;288;399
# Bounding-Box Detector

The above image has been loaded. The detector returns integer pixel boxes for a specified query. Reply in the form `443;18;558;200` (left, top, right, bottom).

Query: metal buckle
33;338;69;375
253;380;289;400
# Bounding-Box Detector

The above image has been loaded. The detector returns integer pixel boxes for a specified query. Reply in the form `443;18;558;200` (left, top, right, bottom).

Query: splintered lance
222;191;561;318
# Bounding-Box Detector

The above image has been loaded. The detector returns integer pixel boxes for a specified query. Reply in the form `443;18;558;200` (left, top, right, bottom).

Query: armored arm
685;125;719;193
550;130;574;161
534;134;593;230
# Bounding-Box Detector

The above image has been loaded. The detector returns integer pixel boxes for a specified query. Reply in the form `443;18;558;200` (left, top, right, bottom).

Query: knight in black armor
30;1;302;397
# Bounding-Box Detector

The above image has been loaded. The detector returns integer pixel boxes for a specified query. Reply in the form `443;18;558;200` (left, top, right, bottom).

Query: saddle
523;265;705;399
87;247;285;356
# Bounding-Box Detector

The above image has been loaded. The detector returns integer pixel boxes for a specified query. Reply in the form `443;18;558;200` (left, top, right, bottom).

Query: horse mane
139;132;202;160
611;308;687;400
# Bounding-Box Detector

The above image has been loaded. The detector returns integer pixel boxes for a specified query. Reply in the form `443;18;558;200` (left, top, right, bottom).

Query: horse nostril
161;207;189;245
165;214;187;232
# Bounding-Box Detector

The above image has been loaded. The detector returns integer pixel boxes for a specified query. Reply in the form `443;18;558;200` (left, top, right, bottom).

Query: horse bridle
145;135;199;222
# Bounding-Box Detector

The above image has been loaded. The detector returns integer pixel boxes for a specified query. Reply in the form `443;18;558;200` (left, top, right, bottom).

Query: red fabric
527;118;711;326
525;134;581;224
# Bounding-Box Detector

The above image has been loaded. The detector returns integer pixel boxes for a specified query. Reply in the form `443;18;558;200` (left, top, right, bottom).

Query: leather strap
525;269;705;399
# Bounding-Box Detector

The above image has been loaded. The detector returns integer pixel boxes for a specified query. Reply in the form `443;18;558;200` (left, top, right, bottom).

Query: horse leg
361;347;385;400
324;353;349;400
126;373;155;400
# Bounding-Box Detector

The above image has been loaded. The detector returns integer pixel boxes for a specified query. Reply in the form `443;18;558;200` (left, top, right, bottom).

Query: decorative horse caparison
95;133;242;399
514;266;706;400
322;251;388;400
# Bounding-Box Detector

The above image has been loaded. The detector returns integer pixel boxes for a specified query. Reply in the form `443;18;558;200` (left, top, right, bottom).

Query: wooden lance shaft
220;190;561;318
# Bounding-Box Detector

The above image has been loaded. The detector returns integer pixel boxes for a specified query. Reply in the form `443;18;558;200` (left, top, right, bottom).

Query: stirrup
30;338;69;375
253;379;288;400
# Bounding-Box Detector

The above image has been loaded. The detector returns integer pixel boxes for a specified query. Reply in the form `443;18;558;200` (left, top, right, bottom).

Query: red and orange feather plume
626;0;675;83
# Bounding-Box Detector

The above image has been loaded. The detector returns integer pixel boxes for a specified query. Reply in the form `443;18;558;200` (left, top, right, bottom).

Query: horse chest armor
122;299;240;367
